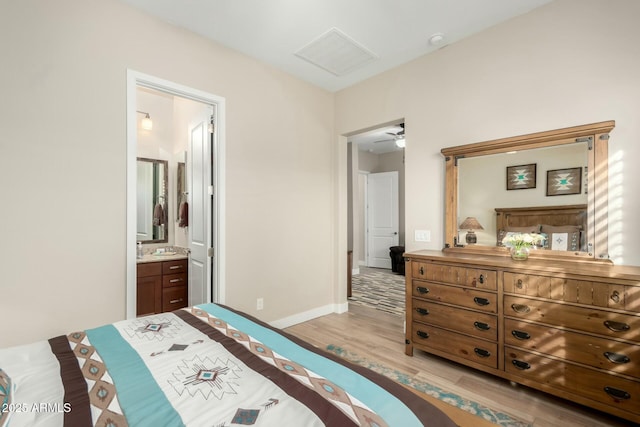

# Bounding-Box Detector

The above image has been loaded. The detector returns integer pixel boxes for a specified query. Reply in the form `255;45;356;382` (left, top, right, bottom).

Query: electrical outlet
257;298;264;310
415;230;431;242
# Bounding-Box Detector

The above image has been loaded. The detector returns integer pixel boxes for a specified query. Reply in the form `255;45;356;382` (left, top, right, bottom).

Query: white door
367;171;399;268
188;109;214;306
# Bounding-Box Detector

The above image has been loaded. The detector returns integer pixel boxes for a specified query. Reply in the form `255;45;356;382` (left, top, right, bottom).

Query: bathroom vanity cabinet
136;258;188;316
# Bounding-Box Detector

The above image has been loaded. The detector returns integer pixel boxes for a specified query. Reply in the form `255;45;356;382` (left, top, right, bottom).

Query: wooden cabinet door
137;275;162;316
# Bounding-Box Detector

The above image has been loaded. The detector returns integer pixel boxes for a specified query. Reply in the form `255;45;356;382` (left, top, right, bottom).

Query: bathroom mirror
176;162;186;216
136;157;168;243
441;121;615;261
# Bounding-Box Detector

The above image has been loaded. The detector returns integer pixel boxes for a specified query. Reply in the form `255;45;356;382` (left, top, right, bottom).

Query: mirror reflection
136;157;168;243
442;120;614;260
458;142;588;251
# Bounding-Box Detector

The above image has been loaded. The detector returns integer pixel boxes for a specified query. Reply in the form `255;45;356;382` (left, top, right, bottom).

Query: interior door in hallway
366;171;399;268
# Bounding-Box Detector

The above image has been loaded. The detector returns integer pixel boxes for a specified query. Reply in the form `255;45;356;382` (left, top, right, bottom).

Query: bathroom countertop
137;253;188;263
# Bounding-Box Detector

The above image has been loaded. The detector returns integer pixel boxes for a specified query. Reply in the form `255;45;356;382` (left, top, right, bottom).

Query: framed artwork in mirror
506;163;536;190
547;167;582;196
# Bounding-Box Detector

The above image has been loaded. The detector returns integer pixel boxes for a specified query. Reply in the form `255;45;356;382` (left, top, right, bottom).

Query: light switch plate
415;230;431;242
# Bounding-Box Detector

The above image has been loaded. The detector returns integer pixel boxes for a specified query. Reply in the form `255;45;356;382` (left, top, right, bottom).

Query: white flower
502;232;543;248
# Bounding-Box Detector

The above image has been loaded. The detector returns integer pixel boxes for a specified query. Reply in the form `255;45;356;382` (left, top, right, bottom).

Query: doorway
346;121;405;315
126;70;226;319
348;121;405;272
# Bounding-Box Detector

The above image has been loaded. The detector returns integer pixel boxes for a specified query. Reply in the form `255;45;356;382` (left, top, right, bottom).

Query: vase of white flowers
501;232;543;261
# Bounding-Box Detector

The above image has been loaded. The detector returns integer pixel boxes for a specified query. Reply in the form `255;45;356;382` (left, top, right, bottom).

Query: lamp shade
459;217;483;230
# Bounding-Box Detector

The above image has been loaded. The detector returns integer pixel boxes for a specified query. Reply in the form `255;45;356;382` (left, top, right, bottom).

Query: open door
188;108;214;306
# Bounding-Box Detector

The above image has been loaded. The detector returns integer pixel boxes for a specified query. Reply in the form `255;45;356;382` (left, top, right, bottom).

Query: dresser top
404;249;640;282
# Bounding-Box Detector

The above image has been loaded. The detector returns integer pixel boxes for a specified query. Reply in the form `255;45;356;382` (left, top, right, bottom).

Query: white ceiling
121;0;552;154
120;0;552;93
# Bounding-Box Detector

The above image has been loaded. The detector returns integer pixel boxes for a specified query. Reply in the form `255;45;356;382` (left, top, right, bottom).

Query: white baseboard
270;302;349;329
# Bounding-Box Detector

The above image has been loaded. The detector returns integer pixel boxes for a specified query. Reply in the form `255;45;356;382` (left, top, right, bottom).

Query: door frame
126;70;226;319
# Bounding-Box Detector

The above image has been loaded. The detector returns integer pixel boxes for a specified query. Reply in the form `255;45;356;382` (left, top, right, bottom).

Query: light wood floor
284;304;633;427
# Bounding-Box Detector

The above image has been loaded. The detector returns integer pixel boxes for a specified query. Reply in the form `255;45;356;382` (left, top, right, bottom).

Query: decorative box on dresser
404;250;640;424
136;258;188;316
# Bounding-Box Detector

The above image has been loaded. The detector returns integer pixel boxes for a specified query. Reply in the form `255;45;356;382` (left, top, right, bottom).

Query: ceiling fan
371;123;405;144
387;123;405;148
386;123;405;139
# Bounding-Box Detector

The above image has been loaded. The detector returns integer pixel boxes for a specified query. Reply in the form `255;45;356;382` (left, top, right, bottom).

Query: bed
495;204;587;251
0;303;456;427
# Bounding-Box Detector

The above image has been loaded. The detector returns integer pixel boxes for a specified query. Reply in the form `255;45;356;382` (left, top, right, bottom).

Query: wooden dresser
136;258;188;316
404;250;640;423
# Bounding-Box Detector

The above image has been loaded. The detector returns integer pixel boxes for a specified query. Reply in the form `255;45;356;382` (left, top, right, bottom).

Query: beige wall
3;0;640;348
0;0;335;347
335;0;640;266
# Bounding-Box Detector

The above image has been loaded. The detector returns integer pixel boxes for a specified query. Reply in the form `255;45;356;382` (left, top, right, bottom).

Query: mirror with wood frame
441;121;615;261
136;157;169;244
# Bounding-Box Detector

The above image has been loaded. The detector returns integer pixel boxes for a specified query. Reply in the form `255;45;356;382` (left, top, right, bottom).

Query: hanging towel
153;203;165;226
178;201;189;228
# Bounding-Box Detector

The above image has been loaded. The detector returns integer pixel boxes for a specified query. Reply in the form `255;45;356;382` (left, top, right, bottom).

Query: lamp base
465;231;477;244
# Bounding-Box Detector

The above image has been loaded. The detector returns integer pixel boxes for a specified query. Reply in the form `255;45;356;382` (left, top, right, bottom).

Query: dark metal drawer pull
511;303;531;314
479;274;485;284
416;286;429;294
473;297;490;306
603;387;631;400
416;330;429;339
474;321;490;331
511;330;531;340
604;352;631;364
416;307;429;316
603;320;630;332
516;279;524;289
512;360;531;370
474;348;491;358
419;266;424;275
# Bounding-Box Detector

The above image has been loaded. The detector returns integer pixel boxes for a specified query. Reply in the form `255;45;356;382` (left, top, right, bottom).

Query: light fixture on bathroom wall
137;110;153;130
395;136;406;148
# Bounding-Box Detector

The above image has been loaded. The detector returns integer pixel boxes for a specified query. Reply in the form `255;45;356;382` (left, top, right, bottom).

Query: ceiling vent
295;28;378;76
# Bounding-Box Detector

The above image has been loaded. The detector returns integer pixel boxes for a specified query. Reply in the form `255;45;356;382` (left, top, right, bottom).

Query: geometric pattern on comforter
1;303;457;427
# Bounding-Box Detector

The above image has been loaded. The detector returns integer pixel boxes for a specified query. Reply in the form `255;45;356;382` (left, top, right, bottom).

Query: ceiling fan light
395;137;405;148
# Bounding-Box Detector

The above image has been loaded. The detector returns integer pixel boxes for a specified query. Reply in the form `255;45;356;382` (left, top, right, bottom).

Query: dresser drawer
137;262;162;278
506;348;640;416
413;262;496;290
505;295;640;341
163;259;188;274
504;272;640;313
413;281;497;313
162;286;187;311
413;299;497;340
411;323;497;368
163;273;187;288
505;318;640;377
